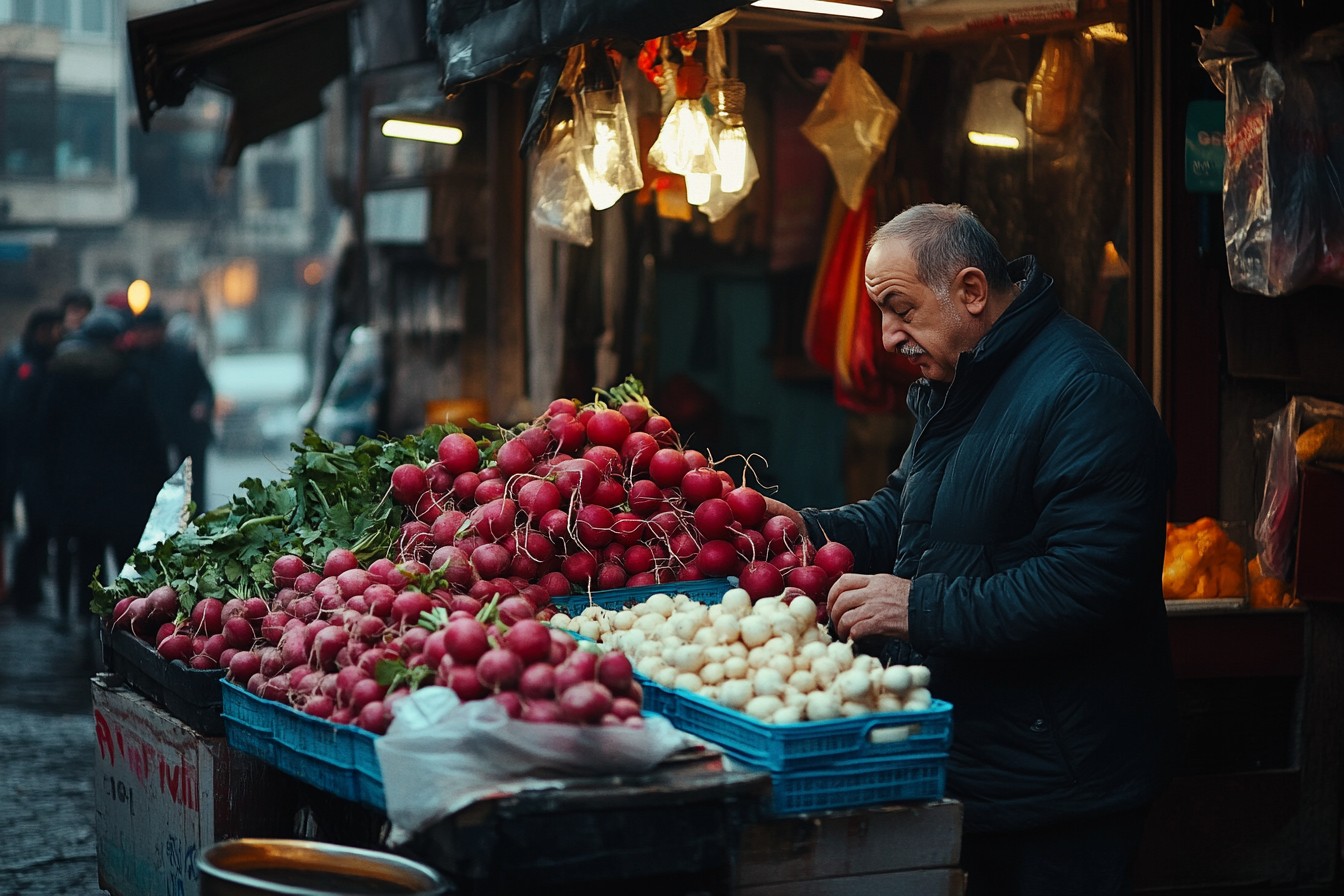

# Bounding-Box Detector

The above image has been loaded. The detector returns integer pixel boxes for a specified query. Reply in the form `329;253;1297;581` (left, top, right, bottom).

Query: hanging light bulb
648;46;720;184
684;172;713;205
715;126;749;194
709;79;751;195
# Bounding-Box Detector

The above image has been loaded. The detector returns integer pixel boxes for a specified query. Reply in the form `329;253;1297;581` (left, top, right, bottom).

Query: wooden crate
92;675;298;896
735;799;963;892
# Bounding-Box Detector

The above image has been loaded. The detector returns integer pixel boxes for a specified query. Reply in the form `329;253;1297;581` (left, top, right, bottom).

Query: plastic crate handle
863;717;922;747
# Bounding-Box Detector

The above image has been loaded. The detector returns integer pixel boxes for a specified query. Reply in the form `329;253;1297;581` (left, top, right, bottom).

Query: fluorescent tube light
381;118;463;145
750;0;886;20
967;131;1021;149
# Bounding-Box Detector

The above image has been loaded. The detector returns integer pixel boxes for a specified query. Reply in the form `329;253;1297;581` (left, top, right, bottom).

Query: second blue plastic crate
753;751;947;816
551;577;735;616
638;677;952;772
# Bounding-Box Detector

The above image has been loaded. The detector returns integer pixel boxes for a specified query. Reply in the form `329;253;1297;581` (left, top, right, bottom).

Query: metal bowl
198;839;449;896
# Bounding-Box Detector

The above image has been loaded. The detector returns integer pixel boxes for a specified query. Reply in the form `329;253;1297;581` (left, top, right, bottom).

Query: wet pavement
0;446;290;896
0;600;105;896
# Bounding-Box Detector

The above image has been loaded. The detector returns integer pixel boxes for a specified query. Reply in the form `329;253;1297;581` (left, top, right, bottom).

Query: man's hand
827;573;912;641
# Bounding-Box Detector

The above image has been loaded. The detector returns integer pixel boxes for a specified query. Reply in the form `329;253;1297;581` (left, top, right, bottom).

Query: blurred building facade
0;0;335;356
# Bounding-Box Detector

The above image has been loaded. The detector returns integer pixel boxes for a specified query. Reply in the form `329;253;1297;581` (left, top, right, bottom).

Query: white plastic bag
374;687;695;843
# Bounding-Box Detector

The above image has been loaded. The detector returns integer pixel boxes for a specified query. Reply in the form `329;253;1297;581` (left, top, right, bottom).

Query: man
1;308;65;614
766;204;1175;895
126;307;215;511
40;307;167;635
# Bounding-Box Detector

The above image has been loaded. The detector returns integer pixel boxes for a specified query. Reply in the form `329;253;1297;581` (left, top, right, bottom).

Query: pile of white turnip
388;393;857;611
555;587;932;725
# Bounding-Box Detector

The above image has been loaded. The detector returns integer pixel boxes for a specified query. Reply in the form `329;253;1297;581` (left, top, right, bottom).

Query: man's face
64;307;89;333
864;238;976;384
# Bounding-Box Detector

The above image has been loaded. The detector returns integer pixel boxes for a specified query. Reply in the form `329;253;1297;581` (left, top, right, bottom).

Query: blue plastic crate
754;751;947;816
220;680;385;809
551;577;735;616
637;677;952;772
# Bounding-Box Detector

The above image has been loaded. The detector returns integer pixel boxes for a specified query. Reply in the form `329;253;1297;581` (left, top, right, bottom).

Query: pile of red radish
111;544;642;734
388;390;855;610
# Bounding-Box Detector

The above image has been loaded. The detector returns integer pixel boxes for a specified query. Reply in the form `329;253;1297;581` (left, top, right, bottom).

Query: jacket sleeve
800;440;912;575
908;372;1173;660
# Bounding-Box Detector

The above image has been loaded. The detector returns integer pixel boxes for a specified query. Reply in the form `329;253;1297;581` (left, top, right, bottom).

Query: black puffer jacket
803;257;1176;833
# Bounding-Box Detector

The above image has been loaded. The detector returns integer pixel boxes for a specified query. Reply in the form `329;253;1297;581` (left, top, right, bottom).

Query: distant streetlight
127;279;151;315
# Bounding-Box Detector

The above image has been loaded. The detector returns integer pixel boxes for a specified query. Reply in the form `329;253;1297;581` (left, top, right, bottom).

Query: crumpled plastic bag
117;459;193;582
801;50;899;210
1253;395;1344;580
531;120;593;246
374;686;696;844
1198;23;1344;296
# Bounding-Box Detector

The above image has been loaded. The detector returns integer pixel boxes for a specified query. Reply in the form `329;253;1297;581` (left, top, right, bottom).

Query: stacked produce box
94;377;949;817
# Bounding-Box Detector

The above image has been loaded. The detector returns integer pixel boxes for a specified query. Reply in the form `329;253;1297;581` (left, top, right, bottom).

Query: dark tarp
127;0;359;166
426;0;746;154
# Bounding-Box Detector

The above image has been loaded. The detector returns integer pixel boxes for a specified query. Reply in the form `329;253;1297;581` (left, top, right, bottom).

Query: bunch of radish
386;378;856;609
166;543;643;733
554;587;932;725
428;613;645;727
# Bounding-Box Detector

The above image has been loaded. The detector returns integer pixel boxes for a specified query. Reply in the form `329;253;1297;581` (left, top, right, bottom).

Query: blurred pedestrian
39;307;168;633
58;288;93;336
1;308;65;615
126;306;216;511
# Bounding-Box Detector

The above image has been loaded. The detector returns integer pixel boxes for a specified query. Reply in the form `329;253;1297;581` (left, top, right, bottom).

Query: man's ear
954;266;990;315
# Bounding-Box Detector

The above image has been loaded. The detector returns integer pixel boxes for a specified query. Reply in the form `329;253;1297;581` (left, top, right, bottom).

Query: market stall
93;378;965;895
111;0;1344;891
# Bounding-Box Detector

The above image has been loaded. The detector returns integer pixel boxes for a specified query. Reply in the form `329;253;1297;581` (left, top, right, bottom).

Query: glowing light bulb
716;126;750;194
685;173;713;205
651;99;720;179
573;87;643;211
584;118;624;210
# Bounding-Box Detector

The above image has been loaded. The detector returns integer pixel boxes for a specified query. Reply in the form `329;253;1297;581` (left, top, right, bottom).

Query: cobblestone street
0;602;105;895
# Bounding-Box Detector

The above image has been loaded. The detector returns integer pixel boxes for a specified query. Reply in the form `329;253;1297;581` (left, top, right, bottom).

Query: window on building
79;0;106;33
0;61;56;177
132;126;229;218
256;159;298;210
10;0;69;28
56;93;115;178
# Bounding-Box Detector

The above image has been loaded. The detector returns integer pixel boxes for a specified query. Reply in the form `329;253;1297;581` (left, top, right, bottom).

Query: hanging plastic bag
1026;32;1091;136
1252;395;1344;580
375;686;697;844
1198;23;1344;296
801;49;899;211
572;45;644;211
531;120;594;247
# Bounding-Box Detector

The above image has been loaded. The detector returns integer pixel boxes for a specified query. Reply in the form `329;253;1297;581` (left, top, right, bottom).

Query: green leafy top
91;425;453;616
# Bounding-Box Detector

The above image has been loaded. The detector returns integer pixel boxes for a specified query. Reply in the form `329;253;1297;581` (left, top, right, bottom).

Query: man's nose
881;326;905;354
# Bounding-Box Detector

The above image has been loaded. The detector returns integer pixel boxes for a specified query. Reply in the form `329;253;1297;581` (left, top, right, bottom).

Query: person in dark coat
126;306;215;511
1;307;65;614
765;204;1175;896
40;307;169;631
